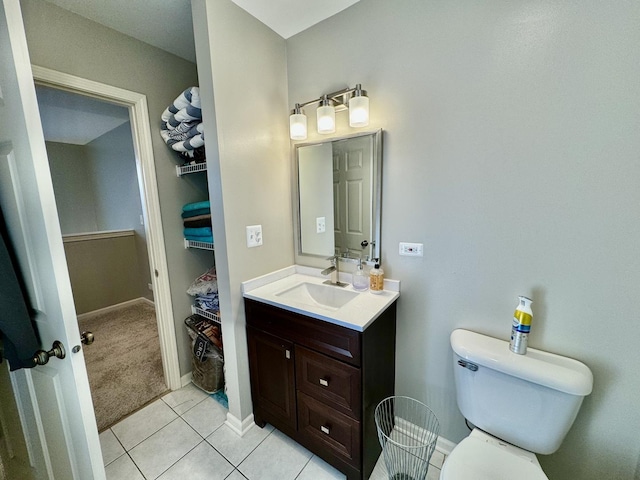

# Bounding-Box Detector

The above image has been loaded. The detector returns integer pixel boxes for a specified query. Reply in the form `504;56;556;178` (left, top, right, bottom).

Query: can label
509;310;532;354
512;310;532;331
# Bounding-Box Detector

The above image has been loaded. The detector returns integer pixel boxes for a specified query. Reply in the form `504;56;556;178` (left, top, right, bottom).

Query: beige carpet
78;302;168;431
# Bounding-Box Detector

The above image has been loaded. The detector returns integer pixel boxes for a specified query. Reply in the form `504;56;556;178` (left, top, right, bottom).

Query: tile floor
100;383;445;480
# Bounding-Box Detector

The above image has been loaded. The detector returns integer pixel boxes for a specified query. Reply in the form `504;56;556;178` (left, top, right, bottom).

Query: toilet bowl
441;329;593;479
440;429;548;480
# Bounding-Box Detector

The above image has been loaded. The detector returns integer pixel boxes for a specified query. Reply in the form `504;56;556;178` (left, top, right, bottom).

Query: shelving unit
176;162;207;177
179;161;222;340
184;239;214;251
191;305;221;325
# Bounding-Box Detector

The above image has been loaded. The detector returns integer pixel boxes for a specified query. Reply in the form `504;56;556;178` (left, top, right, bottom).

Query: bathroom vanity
242;266;399;480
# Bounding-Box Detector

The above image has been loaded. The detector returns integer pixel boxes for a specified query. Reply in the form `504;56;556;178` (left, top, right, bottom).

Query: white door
0;0;103;478
333;136;373;258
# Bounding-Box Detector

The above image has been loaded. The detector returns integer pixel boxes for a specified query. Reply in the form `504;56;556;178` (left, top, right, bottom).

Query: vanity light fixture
289;104;307;141
316;95;336;134
349;84;369;127
289;83;370;140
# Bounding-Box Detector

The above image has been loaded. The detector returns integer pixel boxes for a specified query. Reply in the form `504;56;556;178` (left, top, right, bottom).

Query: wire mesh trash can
375;396;440;480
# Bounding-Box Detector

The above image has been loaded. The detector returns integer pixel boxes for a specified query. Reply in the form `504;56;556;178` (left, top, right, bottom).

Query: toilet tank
450;329;593;455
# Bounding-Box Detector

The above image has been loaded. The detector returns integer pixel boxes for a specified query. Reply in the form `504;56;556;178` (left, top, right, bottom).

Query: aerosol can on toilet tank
510;296;533;355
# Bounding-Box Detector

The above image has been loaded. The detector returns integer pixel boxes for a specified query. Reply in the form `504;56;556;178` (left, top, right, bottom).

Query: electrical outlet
316;216;326;233
399;242;423;257
246;225;263;248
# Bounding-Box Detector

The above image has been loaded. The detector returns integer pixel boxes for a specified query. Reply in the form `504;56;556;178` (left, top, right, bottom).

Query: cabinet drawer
297;391;361;467
245;299;361;366
295;345;361;420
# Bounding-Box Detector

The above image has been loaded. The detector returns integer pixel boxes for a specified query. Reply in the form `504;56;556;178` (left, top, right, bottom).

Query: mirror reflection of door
333;136;372;259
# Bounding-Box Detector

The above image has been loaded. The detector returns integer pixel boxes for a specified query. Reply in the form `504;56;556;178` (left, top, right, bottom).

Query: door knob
81;331;95;345
32;341;66;366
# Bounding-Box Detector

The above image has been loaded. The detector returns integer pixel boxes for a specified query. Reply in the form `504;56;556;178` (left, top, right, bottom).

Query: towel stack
160;86;205;159
183;200;213;243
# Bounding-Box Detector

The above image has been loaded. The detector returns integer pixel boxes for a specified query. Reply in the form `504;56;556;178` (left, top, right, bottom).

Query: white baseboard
436;436;456;456
180;372;193;389
140;297;155;308
390;417;456;458
225;413;255;437
76;297;155;321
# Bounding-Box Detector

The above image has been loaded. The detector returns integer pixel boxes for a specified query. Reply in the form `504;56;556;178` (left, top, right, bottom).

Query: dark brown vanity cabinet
245;298;397;480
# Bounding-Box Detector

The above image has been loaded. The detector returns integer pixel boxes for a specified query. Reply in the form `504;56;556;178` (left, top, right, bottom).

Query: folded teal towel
184;227;212;237
185;235;213;243
183;200;210;212
181;208;210;219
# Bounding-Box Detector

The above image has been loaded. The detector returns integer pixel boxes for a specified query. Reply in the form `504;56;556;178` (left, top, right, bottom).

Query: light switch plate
399;242;423;256
246;225;263;248
316;216;326;233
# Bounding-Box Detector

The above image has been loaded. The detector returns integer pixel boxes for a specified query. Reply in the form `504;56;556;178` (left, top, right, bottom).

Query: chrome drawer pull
319;378;329;387
320;425;330;435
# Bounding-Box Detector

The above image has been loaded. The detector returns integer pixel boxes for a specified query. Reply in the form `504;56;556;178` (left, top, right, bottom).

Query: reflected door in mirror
333;136;372;259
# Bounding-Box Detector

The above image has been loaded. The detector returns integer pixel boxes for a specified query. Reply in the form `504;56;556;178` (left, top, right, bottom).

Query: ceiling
36;85;130;145
42;0;360;62
37;0;360;144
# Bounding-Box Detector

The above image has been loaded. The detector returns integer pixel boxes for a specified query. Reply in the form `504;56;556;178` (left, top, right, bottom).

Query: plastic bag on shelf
187;266;217;296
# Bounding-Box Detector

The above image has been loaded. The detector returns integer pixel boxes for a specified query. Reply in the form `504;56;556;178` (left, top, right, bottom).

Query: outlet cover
399;242;423;257
246;225;263;248
316;216;326;233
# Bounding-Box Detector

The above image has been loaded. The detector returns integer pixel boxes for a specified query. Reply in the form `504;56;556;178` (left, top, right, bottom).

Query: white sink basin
242;266;400;331
275;282;360;310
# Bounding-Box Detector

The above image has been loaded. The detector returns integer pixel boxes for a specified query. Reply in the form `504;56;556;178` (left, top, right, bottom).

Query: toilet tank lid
451;329;593;396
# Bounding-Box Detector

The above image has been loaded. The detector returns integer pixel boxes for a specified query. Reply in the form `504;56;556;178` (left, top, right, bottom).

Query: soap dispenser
352;259;368;291
369;261;384;294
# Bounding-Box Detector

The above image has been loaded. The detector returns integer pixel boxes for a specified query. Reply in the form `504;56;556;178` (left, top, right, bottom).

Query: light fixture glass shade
290;112;307;140
349;90;369;127
316;96;336;134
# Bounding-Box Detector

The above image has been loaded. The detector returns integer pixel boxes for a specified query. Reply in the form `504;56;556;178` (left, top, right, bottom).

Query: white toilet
440;329;593;479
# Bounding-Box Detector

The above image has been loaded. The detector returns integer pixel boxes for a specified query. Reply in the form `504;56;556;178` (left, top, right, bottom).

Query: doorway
31;66;181;422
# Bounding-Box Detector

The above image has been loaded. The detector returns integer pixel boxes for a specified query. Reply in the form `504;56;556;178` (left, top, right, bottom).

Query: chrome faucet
321;255;348;287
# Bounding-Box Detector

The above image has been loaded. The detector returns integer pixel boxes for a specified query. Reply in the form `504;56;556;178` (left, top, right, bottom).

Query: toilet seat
440;432;549;480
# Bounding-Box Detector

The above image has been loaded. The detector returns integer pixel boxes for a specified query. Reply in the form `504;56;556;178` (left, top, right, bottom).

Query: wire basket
375;396;440;480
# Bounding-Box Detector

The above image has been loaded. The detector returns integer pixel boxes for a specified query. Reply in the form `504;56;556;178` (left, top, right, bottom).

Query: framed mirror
294;130;382;262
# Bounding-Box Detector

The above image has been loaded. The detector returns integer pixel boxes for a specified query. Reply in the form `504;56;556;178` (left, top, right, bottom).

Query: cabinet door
247;326;297;430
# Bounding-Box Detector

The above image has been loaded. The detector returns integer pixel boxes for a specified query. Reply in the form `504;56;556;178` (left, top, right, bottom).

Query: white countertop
241;265;400;332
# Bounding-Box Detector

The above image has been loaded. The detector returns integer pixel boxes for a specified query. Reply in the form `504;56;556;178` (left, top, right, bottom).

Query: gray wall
47;126;152;311
63;234;145;314
21;0;205;376
192;0;293;422
85;122;152;300
298;142;334;256
287;1;640;479
48;126;146;237
85;123;143;232
47;142;98;234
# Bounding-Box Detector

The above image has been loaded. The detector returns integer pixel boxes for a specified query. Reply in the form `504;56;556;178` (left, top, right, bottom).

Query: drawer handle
319;378;329;387
320;425;330;435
